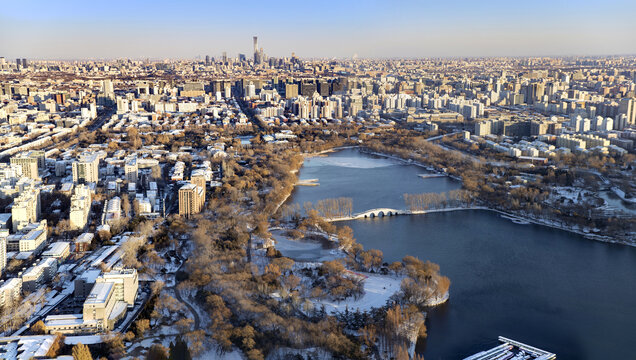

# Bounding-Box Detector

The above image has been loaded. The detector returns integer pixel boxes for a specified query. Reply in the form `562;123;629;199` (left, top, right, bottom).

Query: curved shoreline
305;147;633;247
326;206;633;247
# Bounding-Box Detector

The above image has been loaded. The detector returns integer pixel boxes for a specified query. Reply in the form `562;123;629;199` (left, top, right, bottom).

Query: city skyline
1;0;636;60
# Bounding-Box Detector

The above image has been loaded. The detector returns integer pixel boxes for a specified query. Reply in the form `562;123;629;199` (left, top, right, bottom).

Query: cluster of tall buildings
0;57;27;71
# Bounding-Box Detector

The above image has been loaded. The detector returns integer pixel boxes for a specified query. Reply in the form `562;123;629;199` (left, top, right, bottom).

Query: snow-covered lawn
195;347;244;360
314;273;403;314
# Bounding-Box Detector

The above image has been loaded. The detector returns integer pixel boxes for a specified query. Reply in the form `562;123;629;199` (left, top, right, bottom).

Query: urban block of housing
0;50;634;357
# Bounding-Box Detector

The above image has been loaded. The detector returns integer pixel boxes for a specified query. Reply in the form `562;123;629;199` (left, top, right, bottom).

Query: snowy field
314;273;403;314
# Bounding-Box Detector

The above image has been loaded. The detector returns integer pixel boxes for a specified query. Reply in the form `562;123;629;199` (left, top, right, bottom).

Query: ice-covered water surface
304;155;400;169
290;148;461;213
272;230;343;262
599;191;636;215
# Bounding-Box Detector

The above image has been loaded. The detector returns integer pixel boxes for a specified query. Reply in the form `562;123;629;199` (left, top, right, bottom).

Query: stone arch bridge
354;208;409;219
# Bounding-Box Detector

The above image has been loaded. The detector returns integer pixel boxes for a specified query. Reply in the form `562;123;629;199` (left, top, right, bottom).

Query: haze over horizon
1;0;636;60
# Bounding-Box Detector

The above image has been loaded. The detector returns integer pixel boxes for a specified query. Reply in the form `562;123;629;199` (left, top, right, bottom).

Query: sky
1;0;635;60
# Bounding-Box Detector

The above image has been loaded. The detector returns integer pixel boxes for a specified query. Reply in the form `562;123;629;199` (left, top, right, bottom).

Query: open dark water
288;148;636;360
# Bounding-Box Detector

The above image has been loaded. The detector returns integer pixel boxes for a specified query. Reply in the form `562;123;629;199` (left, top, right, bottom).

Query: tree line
403;189;472;211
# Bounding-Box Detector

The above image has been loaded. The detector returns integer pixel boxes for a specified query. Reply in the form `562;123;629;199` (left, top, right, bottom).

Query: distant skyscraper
0;235;6;277
102;79;114;95
619;98;635;125
205;55;210;66
285;83;299;99
222;52;227;63
253;36;260;64
22;58;27;68
16;58;20;68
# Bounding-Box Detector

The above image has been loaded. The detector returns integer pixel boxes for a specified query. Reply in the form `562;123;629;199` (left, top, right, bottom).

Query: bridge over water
325;206;481;222
325;208;410;221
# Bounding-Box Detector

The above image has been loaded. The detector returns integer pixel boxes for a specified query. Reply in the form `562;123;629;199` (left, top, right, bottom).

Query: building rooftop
75;232;94;244
43;314;84;327
78;152;99;163
84;282;113;306
179;183;196;191
78;269;102;284
108;301;127;321
42;242;70;257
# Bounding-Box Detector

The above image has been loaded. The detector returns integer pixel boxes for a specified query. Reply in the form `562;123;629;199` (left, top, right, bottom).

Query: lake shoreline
306;147;633;247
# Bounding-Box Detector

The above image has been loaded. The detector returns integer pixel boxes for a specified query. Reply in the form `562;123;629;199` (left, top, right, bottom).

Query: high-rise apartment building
300;82;317;97
0;236;6;277
72;152;100;184
285;83;299;99
178;183;205;218
10;151;44;180
11;187;41;232
619;98;635;125
102;79;114;95
124;156;138;184
69;185;92;230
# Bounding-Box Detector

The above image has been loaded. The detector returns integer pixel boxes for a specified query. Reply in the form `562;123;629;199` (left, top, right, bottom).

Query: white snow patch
315;273;403;314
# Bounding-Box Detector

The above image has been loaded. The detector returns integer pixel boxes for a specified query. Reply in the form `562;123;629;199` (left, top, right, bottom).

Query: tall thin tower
253;36;259;64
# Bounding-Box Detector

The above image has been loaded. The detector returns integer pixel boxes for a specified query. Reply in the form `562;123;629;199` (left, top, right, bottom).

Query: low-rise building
0;278;22;308
21;257;57;292
75;232;94;252
82;281;127;331
42;241;70;262
104;197;121;225
7;221;48;254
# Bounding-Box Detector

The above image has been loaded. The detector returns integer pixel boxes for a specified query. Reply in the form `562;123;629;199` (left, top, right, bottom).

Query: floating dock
295;178;319;186
463;336;556;360
418;173;446;179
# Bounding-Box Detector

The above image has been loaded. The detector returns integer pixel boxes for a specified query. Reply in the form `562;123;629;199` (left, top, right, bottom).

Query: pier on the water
463;336;556;360
418;173;446;179
295;178;319;186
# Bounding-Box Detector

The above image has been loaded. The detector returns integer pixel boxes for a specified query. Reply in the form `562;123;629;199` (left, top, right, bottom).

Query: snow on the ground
551;186;591;202
64;335;103;345
195;347;244;360
183;291;210;329
266;347;331;360
315;273;403;314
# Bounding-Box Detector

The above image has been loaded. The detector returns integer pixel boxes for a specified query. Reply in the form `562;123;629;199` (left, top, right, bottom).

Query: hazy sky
1;0;635;60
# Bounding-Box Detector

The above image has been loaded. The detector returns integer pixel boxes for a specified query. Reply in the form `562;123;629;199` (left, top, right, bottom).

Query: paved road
171;255;201;331
426;130;462;142
88;107;115;131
